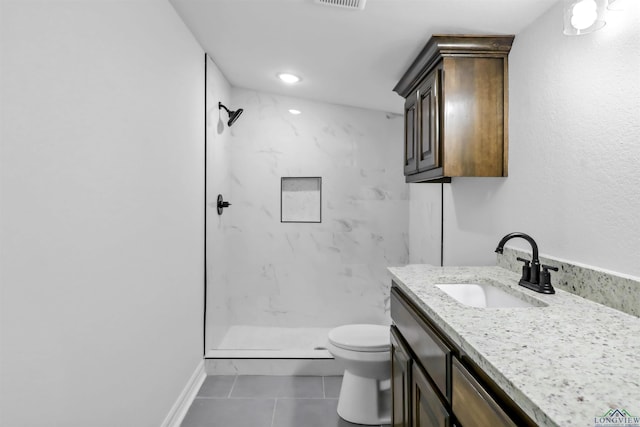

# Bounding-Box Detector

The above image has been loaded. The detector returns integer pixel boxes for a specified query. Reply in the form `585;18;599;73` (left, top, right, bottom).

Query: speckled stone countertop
388;265;640;427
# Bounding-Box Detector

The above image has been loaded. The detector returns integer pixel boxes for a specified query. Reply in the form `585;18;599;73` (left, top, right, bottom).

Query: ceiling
169;0;558;113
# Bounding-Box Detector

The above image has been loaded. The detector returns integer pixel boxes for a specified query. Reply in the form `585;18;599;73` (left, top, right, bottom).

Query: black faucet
495;232;557;294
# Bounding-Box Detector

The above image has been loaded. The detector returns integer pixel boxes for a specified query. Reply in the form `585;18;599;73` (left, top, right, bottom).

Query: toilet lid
328;324;390;352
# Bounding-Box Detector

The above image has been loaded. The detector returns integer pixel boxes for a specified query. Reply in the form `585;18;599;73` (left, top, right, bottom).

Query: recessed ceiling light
277;73;301;84
288;109;302;115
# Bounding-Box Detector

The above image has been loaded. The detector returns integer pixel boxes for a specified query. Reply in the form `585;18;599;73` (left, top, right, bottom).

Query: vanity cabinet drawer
391;286;451;401
452;359;517;427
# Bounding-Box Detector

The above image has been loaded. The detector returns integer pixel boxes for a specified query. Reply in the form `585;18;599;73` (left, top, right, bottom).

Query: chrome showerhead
219;102;243;127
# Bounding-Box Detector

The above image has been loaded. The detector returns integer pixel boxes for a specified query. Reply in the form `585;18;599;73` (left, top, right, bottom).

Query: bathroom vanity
388;265;640;427
391;285;534;427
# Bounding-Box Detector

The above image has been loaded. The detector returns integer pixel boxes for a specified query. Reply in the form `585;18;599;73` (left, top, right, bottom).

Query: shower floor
206;325;333;359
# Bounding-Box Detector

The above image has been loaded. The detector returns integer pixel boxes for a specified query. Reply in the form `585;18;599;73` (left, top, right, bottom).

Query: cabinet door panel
412;364;450;427
404;93;418;175
391;287;451;401
391;327;411;427
417;67;441;172
440;56;505;177
452;359;517;427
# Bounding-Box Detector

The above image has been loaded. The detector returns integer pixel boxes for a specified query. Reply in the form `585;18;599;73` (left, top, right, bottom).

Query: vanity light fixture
563;0;607;35
277;73;301;84
288;109;302;115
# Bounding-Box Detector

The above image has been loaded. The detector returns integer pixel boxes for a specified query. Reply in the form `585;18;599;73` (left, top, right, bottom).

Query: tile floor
181;375;391;427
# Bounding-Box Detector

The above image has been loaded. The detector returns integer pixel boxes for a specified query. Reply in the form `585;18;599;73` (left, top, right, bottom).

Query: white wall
412;3;640;277
205;56;232;349
409;184;442;265
205;89;408;339
0;2;204;426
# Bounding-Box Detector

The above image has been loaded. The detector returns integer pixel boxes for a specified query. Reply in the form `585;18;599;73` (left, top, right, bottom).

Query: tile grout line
270;398;278;427
228;374;239;399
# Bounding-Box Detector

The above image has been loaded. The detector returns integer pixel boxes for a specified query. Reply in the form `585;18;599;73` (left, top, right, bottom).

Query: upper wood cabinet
403;92;418;176
394;35;514;183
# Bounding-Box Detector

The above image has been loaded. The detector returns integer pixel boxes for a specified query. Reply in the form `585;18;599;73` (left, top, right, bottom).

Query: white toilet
327;324;391;425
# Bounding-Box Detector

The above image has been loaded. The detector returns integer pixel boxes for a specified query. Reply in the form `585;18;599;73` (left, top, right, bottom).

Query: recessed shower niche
281;177;322;223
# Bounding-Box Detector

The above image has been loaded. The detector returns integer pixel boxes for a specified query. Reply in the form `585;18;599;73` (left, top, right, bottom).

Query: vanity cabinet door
412;364;450;427
391;287;451;401
404;92;418;175
452;359;516;427
392;327;411;427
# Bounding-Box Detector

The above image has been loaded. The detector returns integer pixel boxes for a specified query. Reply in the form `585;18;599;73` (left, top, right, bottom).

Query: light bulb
277;73;301;84
571;0;598;29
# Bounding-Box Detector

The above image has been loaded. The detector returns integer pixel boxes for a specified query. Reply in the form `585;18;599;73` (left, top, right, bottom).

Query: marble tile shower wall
498;247;640;318
216;88;409;329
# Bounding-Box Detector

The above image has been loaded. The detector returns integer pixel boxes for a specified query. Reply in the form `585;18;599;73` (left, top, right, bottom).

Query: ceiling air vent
314;0;367;11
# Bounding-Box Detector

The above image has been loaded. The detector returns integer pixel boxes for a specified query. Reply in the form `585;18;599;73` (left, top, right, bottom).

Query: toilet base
336;370;391;425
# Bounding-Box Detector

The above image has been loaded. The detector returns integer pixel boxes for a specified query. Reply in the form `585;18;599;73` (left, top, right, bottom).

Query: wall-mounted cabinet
390;285;536;427
394;35;514;183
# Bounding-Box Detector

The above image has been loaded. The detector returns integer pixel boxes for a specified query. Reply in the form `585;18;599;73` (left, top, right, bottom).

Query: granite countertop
388;265;640;427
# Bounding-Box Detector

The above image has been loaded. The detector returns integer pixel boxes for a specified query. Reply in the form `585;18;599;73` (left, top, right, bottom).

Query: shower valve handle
217;194;231;215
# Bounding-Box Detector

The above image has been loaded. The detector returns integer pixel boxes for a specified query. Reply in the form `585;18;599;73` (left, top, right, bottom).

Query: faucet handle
539;264;558;294
516;257;531;282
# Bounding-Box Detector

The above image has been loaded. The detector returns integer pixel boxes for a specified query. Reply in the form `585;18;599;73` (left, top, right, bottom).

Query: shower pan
206;325;333;359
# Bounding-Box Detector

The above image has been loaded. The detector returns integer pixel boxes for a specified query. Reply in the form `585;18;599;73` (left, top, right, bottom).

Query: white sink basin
435;283;545;308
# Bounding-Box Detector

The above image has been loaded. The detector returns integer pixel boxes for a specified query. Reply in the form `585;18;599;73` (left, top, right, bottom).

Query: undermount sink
435;283;546;308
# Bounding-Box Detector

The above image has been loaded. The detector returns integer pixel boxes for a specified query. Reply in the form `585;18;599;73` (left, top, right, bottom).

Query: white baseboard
161;360;206;427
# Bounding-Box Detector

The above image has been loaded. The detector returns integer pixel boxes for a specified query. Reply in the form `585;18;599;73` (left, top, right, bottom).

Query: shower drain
314;0;366;11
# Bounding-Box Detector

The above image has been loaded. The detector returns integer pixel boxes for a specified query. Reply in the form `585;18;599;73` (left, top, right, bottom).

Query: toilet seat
328;324;390;352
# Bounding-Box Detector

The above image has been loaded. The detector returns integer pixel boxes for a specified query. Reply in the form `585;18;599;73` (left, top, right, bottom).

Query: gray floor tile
273;398;340;427
196;375;236;398
323;376;342;398
272;398;382;427
231;375;324;398
180;398;274;427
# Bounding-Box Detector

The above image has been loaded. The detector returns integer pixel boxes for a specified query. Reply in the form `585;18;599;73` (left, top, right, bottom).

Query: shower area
204;56;409;364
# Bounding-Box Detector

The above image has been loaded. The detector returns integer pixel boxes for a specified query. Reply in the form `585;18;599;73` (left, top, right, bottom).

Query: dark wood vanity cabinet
394;35;514;183
390;285;536;427
452;359;517;427
391;328;411;427
392;327;450;427
413;363;451;427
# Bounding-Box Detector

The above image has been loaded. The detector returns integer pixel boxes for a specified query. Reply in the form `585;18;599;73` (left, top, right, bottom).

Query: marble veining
498;247;640;318
388;264;640;427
